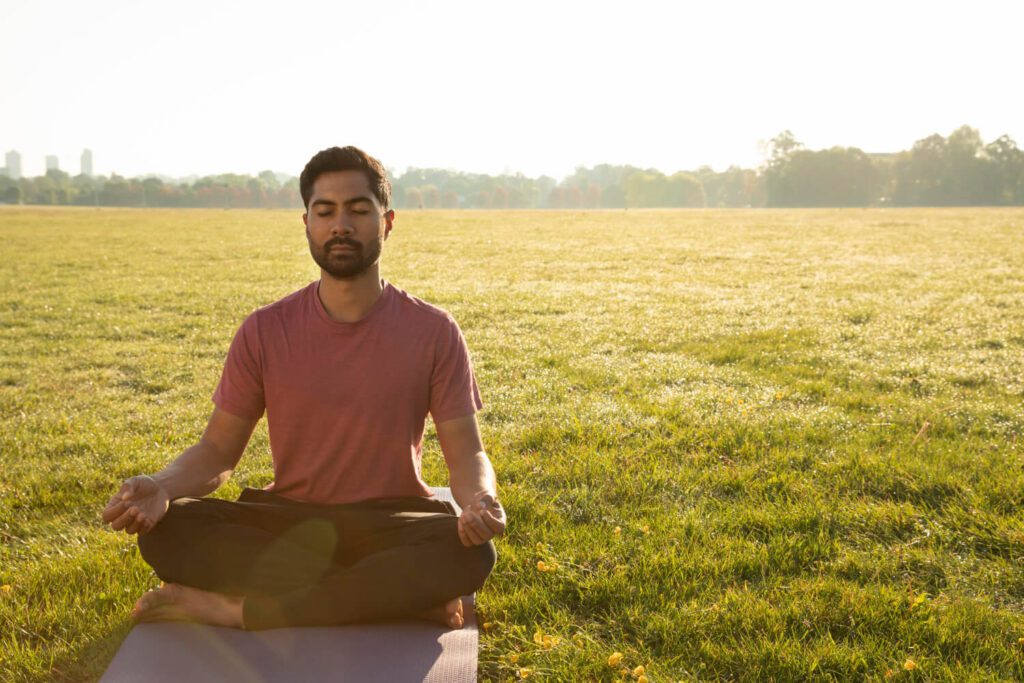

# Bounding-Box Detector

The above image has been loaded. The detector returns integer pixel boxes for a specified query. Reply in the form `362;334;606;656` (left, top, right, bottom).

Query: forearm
448;449;498;511
150;440;236;500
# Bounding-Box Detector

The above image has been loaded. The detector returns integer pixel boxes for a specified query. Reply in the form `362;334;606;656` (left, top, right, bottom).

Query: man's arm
102;407;259;535
436;413;506;547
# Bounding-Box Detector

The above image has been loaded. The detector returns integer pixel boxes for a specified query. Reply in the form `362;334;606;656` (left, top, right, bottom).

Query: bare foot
417;597;464;629
131;583;245;629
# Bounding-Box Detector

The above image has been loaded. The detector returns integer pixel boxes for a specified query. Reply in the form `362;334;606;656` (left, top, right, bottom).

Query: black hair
299;146;392;210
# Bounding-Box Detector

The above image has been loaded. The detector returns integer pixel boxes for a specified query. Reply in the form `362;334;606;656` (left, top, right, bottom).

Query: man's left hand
457;493;505;547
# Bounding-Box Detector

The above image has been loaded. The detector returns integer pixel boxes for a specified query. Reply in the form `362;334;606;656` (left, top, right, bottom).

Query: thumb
121;477;142;501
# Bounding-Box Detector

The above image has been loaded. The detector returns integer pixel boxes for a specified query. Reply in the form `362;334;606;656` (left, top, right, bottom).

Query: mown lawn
1;206;1022;681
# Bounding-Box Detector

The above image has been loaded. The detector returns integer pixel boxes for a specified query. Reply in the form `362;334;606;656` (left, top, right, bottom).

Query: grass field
1;206;1022;682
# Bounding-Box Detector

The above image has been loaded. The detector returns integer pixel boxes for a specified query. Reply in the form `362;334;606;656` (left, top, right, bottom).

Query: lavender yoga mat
100;488;479;683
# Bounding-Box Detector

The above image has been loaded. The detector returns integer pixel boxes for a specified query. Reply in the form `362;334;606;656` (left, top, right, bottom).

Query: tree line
2;126;1022;209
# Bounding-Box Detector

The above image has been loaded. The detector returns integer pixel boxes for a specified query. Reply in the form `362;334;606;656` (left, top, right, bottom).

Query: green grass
1;206;1022;681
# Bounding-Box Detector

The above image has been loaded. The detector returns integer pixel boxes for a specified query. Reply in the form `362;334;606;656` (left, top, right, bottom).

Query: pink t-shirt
212;281;483;504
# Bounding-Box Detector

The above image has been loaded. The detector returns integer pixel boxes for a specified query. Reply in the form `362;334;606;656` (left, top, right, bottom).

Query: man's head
302;148;395;282
300;146;391;211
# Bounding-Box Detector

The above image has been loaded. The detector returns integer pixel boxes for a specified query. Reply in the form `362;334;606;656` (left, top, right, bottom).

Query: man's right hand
102;475;170;536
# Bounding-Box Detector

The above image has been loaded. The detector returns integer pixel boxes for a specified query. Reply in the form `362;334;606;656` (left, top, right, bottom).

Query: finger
480;509;506;536
101;500;127;523
461;511;490;545
109;508;137;531
117;479;137;500
125;512;146;535
458;515;481;547
457;520;473;547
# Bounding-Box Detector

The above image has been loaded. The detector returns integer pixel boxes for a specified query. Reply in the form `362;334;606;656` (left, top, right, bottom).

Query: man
102;146;504;630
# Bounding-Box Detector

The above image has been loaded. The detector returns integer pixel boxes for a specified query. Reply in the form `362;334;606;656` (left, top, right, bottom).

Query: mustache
324;237;361;250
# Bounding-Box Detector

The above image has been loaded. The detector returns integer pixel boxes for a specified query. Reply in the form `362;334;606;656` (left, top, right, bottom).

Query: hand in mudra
457;493;506;547
102;476;170;536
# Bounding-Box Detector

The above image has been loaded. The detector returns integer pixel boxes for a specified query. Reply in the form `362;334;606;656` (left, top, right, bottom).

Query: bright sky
2;0;1022;180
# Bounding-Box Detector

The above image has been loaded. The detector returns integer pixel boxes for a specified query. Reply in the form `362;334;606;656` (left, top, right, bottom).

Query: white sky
1;0;1022;180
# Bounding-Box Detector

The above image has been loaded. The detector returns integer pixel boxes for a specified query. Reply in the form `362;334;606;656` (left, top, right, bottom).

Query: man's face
303;170;394;280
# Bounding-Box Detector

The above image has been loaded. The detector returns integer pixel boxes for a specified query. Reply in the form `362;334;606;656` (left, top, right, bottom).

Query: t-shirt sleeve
212;313;266;420
429;314;483;423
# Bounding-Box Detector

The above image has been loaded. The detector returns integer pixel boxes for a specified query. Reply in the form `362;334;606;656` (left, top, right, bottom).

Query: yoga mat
100;487;478;683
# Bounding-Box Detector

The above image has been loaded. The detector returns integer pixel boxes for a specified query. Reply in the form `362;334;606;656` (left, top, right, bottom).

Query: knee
136;500;193;579
463;540;497;591
137;525;174;579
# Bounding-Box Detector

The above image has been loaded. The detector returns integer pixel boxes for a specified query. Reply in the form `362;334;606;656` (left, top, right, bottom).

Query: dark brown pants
137;488;496;630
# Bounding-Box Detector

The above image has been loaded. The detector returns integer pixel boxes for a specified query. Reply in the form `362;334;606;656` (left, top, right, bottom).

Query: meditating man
102;146;503;630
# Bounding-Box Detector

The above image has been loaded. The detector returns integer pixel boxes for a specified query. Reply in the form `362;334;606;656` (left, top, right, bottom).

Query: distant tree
770;147;876;206
421;185;440;209
548;186;565;209
891;126;999;206
566;186;583;209
763;131;803;206
258;170;280;191
625;171;669;207
666;172;705;207
3;185;20;204
767;131;802;169
441;190;459;209
245;178;263;207
893;134;945;205
506;186;528;208
141;177;163;207
984;135;1024;204
601;183;625;208
475;190;493;208
492;186;509;209
404;187;423;209
945;125;988;204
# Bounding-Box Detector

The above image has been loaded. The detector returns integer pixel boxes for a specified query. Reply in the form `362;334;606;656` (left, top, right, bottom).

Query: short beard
310;235;382;280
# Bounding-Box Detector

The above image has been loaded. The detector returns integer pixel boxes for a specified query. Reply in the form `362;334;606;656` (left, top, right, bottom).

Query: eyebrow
310;196;374;209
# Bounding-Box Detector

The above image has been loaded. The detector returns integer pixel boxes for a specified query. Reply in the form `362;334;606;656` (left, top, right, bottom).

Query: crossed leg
134;493;496;630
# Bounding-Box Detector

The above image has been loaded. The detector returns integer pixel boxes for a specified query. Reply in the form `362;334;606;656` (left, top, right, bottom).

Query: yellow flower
536;542;545;552
536;560;548;572
641;525;650;535
542;635;560;649
1;585;11;594
1018;636;1024;645
482;622;492;631
608;652;624;667
518;667;532;679
508;653;519;664
613;526;622;536
638;676;649;683
903;658;917;671
633;665;646;676
534;629;544;645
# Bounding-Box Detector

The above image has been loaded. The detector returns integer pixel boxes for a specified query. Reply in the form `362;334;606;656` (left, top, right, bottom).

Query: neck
316;268;383;323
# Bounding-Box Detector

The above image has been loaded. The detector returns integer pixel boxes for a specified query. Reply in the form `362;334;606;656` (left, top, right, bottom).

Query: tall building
4;150;21;180
45;155;59;172
81;149;93;177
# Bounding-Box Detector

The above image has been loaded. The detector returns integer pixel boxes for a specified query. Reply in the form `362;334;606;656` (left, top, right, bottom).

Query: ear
302;211;308;228
383;209;395;240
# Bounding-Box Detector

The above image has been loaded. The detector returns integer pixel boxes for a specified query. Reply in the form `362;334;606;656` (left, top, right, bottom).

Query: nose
329;214;355;236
